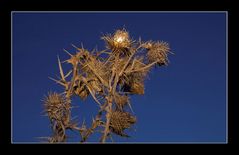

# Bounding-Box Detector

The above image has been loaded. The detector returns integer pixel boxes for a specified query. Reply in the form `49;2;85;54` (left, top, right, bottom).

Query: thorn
71;116;78;120
63;48;73;57
59;91;66;95
71;44;79;50
57;55;66;82
64;70;72;79
41;114;48;117
92;116;95;122
82;118;85;126
81;42;84;50
55;74;61;80
169;51;175;55
127;101;134;114
62;59;69;63
48;77;65;86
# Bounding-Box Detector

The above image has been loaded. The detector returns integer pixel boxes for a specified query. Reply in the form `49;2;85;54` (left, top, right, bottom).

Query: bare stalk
100;96;113;143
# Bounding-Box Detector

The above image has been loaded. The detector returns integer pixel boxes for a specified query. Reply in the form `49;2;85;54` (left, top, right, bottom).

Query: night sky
12;12;227;143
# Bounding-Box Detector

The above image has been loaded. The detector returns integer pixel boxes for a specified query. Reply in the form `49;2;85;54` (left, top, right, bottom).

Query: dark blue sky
12;12;227;143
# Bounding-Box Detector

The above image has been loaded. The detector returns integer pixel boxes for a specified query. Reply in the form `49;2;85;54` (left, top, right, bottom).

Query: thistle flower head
147;41;170;65
113;29;130;48
102;29;133;53
110;111;136;137
43;92;70;122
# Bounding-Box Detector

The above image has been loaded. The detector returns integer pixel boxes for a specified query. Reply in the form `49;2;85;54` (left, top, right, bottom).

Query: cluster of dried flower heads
42;28;171;143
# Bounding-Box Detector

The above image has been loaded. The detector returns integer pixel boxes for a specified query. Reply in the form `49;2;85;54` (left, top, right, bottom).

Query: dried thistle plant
42;28;171;143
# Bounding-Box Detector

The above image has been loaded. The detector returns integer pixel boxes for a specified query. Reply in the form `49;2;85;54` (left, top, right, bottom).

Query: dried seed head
43;92;70;121
113;29;130;48
43;92;72;142
110;111;136;136
102;29;133;55
82;57;110;82
147;41;170;65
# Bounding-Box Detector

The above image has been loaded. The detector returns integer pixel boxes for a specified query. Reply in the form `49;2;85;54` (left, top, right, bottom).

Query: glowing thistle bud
102;29;132;52
113;29;130;48
115;36;124;43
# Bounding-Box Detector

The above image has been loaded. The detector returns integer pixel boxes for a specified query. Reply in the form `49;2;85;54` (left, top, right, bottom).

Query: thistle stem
100;97;113;143
129;61;157;73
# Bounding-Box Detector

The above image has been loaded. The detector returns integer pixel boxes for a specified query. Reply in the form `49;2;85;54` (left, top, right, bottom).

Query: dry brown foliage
42;28;171;143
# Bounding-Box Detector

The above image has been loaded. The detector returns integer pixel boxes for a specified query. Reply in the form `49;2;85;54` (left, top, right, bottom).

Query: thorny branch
42;28;171;143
